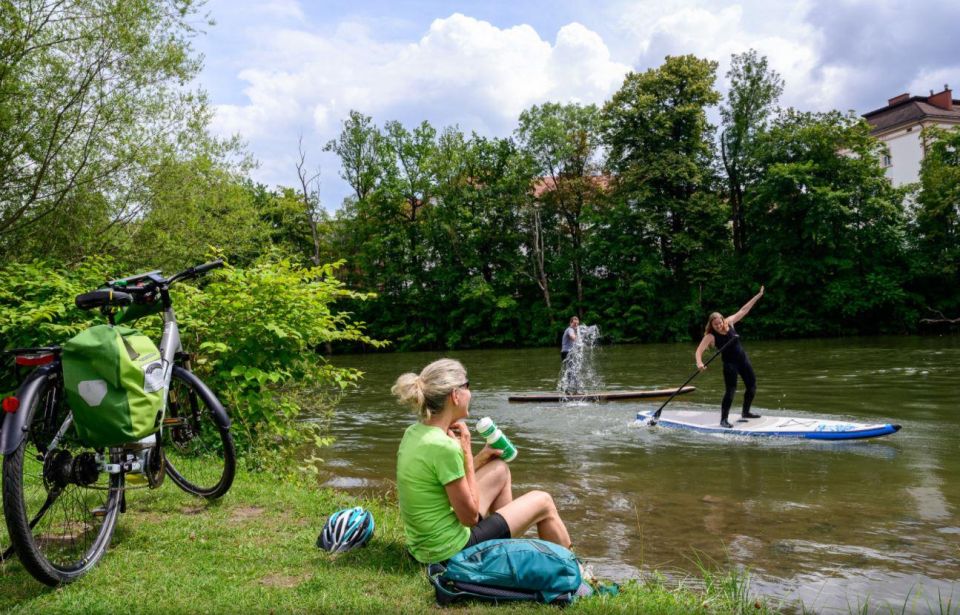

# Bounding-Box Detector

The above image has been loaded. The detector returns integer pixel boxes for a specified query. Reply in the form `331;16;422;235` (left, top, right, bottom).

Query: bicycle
0;260;236;585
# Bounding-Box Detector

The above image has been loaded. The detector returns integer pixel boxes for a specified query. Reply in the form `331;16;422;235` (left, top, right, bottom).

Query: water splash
558;324;604;395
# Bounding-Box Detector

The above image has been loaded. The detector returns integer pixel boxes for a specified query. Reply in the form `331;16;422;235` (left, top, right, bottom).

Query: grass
0;466;782;614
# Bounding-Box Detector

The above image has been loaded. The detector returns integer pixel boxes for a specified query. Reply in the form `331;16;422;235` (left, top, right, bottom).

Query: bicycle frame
1;264;231;459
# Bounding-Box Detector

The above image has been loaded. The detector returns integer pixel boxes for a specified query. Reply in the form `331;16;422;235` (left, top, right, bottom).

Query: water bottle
475;417;518;462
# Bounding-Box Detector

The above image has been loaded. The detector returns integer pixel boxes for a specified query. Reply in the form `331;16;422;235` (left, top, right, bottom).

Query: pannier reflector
14;353;55;366
2;397;19;413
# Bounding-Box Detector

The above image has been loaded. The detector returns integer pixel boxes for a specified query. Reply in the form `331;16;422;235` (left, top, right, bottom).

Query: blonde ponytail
391;358;467;421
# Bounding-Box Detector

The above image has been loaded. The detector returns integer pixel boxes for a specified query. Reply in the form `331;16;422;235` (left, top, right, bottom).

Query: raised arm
695;333;715;370
726;285;764;326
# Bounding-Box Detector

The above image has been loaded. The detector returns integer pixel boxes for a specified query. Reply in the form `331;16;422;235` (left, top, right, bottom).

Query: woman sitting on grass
392;358;571;564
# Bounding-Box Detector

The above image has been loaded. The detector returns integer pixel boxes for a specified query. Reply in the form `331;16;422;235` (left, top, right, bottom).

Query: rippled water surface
320;336;960;612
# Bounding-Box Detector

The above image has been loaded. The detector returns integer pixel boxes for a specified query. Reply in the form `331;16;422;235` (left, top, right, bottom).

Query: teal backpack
62;324;164;448
428;539;590;605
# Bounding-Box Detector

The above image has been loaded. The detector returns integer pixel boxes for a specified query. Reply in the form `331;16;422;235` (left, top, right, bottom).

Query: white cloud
202;11;636;208
208;12;631;194
609;0;840;112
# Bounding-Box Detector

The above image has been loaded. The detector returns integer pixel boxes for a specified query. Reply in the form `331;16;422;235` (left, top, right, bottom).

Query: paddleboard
635;409;901;440
508;386;696;403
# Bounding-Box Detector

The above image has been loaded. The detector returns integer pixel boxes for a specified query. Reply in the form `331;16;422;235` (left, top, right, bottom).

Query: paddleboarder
695;286;764;428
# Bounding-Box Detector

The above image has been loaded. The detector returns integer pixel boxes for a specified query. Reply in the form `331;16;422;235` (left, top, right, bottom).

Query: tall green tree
0;0;211;262
745;110;913;335
720;50;784;254
516;102;603;316
601;55;723;278
915;126;960;316
121;148;267;272
599;55;728;339
324;110;385;203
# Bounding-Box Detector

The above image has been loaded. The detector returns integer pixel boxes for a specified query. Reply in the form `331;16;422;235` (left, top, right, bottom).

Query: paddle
648;335;738;426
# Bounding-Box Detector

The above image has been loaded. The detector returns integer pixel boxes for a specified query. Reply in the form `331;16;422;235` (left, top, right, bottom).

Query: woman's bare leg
476;459;512;516
496;490;571;548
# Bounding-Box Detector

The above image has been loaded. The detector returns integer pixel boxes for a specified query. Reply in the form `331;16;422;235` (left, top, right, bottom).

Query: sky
192;0;960;211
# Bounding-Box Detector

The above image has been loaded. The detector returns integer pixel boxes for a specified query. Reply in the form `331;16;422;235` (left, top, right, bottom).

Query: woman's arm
445;423;480;526
695;334;714;370
445;477;480;526
726;285;765;326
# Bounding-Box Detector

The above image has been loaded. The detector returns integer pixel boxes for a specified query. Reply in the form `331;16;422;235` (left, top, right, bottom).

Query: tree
323;110;384;203
720;50;783;254
601;55;723;279
600;55;728;339
0;0;210;261
914;126;960;315
295;135;325;266
516;102;603;316
745;110;914;335
120;147;268;272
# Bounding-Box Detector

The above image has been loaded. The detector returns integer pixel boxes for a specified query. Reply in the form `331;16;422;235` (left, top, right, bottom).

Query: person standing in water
560;316;579;363
694;286;765;428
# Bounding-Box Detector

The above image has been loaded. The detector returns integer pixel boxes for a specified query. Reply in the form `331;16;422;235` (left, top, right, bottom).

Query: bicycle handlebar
75;260;223;314
76;289;133;310
191;259;224;276
168;259;224;284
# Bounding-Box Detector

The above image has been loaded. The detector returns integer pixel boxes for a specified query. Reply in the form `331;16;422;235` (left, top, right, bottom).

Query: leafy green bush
0;259;111;392
174;257;386;472
0;257;384;473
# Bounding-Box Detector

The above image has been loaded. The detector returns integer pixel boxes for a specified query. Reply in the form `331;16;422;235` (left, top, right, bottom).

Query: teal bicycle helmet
317;507;375;552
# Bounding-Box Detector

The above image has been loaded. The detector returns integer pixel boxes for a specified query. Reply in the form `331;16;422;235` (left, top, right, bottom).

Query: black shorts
463;512;511;550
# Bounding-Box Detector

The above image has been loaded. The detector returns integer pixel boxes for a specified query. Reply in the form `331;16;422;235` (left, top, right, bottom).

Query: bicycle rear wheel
2;369;122;586
163;367;236;499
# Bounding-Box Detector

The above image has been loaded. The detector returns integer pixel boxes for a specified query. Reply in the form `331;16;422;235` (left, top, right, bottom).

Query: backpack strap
427;562;547;605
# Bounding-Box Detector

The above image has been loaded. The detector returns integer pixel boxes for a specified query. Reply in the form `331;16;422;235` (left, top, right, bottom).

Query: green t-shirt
396;422;470;563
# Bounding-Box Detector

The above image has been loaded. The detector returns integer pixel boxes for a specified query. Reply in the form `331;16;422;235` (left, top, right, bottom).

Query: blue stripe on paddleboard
636;412;901;441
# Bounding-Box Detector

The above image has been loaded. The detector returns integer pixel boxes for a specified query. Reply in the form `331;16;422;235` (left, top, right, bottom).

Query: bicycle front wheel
2;369;122;586
163;367;236;499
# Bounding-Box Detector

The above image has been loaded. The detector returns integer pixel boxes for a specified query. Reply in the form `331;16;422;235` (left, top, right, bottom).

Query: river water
320;336;960;613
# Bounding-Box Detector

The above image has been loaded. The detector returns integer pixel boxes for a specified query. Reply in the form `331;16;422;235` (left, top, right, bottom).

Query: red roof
863;88;960;134
531;175;612;198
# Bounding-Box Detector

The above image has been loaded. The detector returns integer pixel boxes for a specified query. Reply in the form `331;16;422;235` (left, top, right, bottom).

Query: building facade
863;86;960;186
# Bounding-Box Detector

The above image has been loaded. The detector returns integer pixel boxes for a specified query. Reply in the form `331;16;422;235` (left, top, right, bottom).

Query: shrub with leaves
173;258;386;473
0;259;112;392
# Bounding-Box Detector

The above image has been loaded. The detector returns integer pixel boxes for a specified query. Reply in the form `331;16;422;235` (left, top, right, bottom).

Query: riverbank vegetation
0;468;781;614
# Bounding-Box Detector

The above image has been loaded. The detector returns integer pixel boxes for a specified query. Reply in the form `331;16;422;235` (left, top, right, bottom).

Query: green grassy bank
0;468;778;614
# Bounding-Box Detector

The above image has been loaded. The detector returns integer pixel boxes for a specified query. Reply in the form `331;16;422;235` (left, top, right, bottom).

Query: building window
881;154;892;168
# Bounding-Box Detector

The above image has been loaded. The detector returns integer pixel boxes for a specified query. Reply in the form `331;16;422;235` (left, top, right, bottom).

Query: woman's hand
474;445;503;468
757;285;765;298
447;422;473;458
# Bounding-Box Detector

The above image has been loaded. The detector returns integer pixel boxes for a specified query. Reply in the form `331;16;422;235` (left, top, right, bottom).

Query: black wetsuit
712;324;757;423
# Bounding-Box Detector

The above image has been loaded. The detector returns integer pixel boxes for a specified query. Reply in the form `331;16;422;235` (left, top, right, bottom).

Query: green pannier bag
62;324;164;448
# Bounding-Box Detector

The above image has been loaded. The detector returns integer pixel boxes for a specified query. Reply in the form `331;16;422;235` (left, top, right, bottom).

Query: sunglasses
458;381;470;390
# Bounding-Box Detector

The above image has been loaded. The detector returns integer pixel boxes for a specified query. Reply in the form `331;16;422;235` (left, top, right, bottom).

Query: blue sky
193;0;960;210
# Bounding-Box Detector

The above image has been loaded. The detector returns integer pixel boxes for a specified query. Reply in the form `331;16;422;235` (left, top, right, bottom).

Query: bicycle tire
2;370;122;586
163;367;236;499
